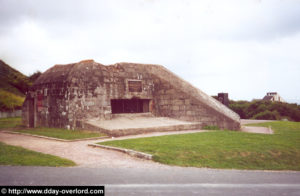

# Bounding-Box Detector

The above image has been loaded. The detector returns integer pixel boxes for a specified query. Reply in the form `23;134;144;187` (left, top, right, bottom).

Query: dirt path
0;132;171;168
0;130;207;168
0;124;273;168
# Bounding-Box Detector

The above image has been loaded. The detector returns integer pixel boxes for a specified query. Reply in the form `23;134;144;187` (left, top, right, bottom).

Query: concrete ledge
241;126;274;134
83;120;202;137
0;130;109;142
88;143;153;160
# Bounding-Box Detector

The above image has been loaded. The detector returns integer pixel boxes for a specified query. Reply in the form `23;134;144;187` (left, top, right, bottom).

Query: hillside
0;60;31;111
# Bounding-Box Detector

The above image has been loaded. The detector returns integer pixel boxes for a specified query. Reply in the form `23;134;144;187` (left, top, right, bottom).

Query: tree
29;71;42;83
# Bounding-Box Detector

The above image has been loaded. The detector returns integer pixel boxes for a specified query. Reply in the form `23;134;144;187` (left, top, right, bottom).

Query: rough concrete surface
241;126;273;134
87;114;199;130
23;60;240;131
88;144;153;160
241;119;275;125
85;114;202;136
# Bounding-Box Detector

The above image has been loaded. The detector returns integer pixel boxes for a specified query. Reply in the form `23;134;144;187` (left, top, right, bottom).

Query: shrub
252;110;280;120
228;99;300;122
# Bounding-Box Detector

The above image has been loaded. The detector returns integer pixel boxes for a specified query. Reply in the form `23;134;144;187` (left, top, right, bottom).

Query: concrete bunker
22;60;241;134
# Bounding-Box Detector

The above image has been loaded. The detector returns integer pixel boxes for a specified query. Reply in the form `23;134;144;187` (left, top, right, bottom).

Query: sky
0;0;300;103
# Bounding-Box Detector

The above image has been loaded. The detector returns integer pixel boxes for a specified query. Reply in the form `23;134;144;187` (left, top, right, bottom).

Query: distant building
263;92;285;103
217;93;229;106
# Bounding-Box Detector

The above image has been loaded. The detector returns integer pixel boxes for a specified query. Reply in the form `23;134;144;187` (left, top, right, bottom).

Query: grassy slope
101;121;300;170
0;142;76;167
0;60;31;111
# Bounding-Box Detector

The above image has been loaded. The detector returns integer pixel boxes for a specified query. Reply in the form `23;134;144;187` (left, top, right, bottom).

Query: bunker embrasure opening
111;99;150;114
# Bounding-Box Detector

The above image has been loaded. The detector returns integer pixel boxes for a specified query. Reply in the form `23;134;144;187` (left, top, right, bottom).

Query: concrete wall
0;110;22;118
23;61;156;129
150;68;240;130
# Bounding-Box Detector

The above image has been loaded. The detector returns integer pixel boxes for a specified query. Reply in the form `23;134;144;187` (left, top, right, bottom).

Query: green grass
100;121;300;170
0;117;22;128
0;142;76;167
14;128;106;140
0;117;106;140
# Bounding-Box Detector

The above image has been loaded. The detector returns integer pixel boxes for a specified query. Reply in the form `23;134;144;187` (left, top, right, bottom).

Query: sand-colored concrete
240;119;274;134
241;126;273;134
84;114;202;136
241;119;275;125
87;114;200;130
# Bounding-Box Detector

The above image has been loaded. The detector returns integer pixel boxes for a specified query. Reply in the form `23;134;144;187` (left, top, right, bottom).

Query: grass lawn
0;142;76;167
100;121;300;170
0;117;106;140
0;117;22;129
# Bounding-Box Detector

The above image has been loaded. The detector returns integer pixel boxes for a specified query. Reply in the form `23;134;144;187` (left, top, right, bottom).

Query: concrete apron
82;113;203;137
241;126;273;134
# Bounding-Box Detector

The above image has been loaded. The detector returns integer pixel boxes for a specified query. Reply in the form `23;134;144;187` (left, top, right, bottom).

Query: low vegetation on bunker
101;121;300;170
0;142;76;167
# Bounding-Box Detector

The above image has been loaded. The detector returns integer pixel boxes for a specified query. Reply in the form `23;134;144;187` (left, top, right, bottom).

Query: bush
252;110;280;120
228;100;300;122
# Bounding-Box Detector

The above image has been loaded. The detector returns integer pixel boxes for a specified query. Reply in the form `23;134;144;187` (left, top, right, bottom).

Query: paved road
1;166;299;196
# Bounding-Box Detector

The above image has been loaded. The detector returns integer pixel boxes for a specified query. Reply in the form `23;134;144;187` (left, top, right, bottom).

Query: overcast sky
1;0;300;103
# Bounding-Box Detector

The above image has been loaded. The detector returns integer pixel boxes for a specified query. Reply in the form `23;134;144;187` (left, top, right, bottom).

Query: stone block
172;106;180;111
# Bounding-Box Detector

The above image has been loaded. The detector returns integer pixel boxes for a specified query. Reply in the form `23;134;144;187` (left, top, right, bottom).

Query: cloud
0;0;300;102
